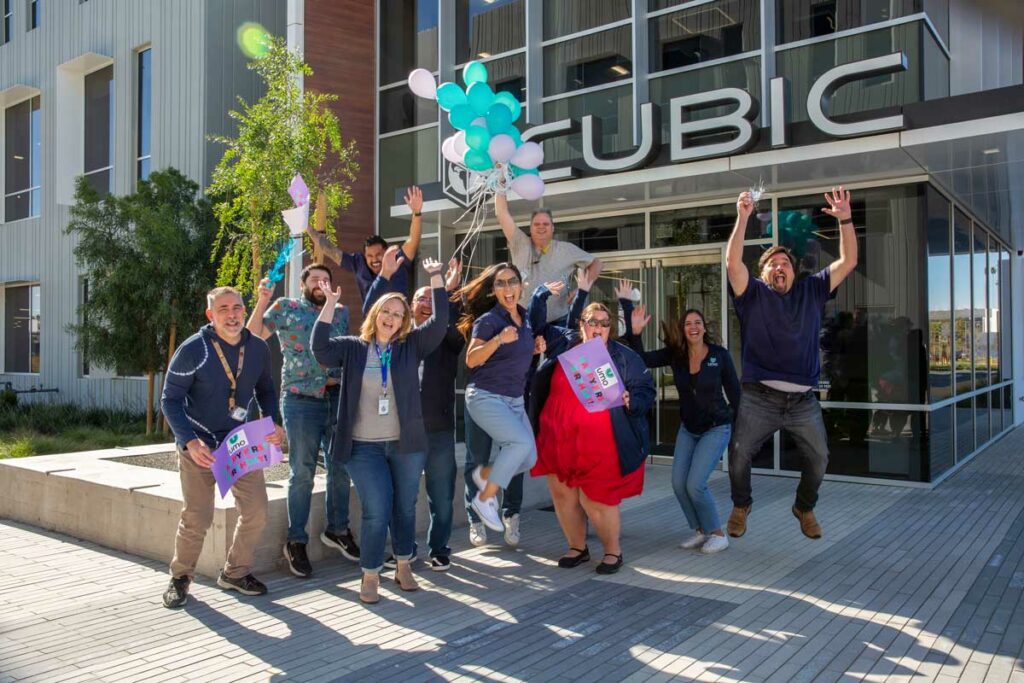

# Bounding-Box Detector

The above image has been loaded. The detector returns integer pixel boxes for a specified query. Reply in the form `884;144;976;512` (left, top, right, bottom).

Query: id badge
230;406;248;422
378;396;391;416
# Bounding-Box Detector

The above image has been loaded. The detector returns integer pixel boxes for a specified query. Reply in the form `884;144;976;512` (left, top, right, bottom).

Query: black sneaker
162;576;191;609
321;529;360;562
283;542;313;578
430;556;451;572
384;554;398;570
216;572;268;596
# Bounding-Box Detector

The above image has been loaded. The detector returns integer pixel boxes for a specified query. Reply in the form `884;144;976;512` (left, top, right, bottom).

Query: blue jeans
346;440;427;573
424;429;457;558
464;385;536;490
464;409;523;522
728;383;829;512
282;391;350;544
673;424;731;533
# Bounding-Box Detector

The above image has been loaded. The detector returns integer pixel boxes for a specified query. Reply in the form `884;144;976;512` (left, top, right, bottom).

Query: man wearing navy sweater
160;286;286;609
726;188;857;540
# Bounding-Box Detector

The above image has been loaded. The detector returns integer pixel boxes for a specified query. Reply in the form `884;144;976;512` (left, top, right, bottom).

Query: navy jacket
528;294;656;476
311;285;449;463
162;325;279;449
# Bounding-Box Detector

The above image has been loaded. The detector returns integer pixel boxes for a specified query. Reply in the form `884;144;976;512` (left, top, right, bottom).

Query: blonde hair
360;293;413;343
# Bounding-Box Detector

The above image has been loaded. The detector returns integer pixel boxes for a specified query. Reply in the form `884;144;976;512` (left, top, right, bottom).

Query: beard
303;287;327;306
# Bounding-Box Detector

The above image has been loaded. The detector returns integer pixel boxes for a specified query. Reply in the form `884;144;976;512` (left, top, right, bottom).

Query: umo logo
226;431;249;455
595;363;620;388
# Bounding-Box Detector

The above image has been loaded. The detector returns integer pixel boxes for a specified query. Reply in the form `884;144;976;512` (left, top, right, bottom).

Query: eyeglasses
413;297;430;304
493;277;521;289
378;309;405;320
583;318;612;328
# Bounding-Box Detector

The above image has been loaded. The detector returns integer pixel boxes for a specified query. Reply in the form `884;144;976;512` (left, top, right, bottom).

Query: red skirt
533;365;644;505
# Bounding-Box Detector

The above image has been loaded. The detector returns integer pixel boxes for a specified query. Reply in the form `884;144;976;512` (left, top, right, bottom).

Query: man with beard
248;264;359;578
725;187;857;540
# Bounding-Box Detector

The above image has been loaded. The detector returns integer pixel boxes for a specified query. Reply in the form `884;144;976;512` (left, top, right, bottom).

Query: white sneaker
503;513;520;547
679;532;707;549
701;534;729;554
471;493;505;532
471;465;487;491
469;522;488;547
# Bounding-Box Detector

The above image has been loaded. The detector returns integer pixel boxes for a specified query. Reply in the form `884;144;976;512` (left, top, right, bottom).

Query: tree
66;169;219;433
208;36;358;295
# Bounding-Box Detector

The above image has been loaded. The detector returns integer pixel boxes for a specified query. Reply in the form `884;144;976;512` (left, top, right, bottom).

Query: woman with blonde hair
311;257;446;604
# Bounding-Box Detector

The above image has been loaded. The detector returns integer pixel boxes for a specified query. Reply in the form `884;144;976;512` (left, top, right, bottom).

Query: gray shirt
507;227;595;323
351;350;401;442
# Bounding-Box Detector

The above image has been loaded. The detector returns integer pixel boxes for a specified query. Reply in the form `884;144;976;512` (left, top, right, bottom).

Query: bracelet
413;212;422;217
839;218;853;226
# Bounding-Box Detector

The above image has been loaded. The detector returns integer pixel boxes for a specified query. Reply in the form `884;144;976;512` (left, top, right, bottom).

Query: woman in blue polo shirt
621;291;740;555
455;262;537;532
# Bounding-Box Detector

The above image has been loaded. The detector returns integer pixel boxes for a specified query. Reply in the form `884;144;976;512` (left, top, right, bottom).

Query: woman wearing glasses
311;257;447;604
528;282;655;574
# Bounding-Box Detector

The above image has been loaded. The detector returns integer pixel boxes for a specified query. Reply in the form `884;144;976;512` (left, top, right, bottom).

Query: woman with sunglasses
311;257;447;604
528;280;655;574
619;287;740;555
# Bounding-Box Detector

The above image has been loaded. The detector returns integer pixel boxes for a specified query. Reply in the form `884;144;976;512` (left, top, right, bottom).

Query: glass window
972;226;988;389
3;284;40;373
542;84;632;165
955;396;973;460
378;127;438;239
650;0;760;73
456;53;526;102
380;0;438;85
380;85;438;134
543;26;632;96
4;96;40;221
457;0;524;63
544;0;630;41
926;186;951;402
29;0;38;30
952;209;971;394
1003;385;1013;435
777;0;920;43
987;236;999;386
1;0;11;44
976;389;990;449
727;243;763;374
652;202;769;248
137;49;152;182
553;213;644;253
929;404;953;480
991;387;1002;436
84;65;114;195
999;246;1011;385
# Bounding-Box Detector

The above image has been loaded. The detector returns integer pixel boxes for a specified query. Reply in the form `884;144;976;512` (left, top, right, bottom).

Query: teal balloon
448;104;475;130
465;125;492;152
463;60;489;86
484;104;513;135
466;82;495;117
436;82;467;112
494;91;522;122
510;164;539;176
507;127;522;145
464;149;493;172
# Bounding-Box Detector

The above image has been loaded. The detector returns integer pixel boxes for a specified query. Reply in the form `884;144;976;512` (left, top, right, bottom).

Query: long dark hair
661;308;714;363
453;262;523;341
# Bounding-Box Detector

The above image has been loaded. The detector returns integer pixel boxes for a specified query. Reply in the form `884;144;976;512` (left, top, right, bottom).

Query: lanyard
373;341;392;395
210;339;245;410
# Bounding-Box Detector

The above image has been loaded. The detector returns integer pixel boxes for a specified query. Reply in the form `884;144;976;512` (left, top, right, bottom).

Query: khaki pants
169;448;268;579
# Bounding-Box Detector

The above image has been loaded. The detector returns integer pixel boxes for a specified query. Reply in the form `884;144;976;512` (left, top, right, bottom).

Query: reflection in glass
926;186;951;402
988;237;1001;387
652;203;769;248
542;85;632;164
1004;385;1014;435
991;388;1002;437
543;26;632;96
649;0;760;73
84;65;114;195
952;210;972;394
649;57;760;144
999;247;1012;384
380;0;438;85
544;0;630;40
976;390;990;449
777;0;920;43
378;128;438;239
727;244;763;376
4;96;40;221
955;397;973;461
456;0;524;64
379;86;438;134
456;53;526;102
137;49;152;182
929;405;953;479
554;213;644;253
973;227;989;389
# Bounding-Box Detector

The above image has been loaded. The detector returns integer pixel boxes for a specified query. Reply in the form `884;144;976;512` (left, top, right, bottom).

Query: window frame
136;46;152;184
3;94;41;223
2;281;41;375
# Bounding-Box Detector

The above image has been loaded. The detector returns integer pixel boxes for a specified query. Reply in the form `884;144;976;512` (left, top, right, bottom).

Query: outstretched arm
401;186;424;262
726;192;753;297
823;186;858;291
246;278;275;340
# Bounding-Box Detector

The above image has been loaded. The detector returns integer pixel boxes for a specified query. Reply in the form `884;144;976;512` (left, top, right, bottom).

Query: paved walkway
2;429;1024;682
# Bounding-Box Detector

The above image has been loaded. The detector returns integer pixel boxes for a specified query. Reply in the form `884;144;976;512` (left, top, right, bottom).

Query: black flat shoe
596;553;623;575
557;546;590;568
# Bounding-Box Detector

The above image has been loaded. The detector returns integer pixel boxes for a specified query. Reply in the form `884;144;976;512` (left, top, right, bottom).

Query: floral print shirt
264;297;348;398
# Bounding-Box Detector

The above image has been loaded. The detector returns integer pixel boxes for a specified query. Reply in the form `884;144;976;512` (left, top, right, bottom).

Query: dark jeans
424;429;457;558
463;409;523;522
728;383;829;512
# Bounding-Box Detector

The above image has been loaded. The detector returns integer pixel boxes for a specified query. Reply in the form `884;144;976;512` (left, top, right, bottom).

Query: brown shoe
394;561;419;592
359;572;380;604
727;506;750;538
792;506;822;539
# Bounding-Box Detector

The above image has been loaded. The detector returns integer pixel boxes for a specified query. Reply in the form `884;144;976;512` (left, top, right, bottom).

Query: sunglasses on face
584;318;612;328
493;277;521;289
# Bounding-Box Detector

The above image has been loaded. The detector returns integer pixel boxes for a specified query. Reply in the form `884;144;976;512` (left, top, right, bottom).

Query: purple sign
212;417;283;498
288;173;310;207
556;338;624;413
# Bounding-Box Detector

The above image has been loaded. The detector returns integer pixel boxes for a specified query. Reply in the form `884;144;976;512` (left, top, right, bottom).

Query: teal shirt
264;297;348;398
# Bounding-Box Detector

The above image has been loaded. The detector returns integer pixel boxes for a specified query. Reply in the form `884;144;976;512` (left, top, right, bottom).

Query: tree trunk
145;371;155;435
161;317;177;436
313;189;327;263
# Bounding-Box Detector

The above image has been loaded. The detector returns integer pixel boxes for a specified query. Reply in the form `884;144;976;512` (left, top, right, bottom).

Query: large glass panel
84;65;114;194
797;407;927;481
554;213;644;253
976;391;991;448
779;184;928;406
1003;385;1014;433
4;285;29;372
652;202;770;247
955;397;974;461
649;0;760;73
543;26;632;96
380;0;438;85
542;84;632;165
999;247;1011;384
4;96;40;221
952;209;972;394
987;236;999;387
972;226;989;389
727;243;763;375
456;53;526;102
926;186;951;402
380;85;439;134
777;0;920;43
544;0;629;40
378;127;438;239
137;49;152;182
776;23;948;125
457;0;524;63
929;404;953;480
991;388;1002;437
1;0;10;44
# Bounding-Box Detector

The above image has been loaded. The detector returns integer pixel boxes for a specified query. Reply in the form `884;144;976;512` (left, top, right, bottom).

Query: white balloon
407;69;437;100
510;141;544;170
511;174;545;201
452;130;469;157
441;135;461;164
471;116;486;128
488;134;517;164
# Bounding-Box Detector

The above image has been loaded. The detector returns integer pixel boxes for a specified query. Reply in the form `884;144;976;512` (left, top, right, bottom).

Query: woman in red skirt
528;283;655;574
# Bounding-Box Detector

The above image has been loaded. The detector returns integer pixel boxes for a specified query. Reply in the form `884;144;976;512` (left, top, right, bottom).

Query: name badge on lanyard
375;341;392;416
211;338;247;421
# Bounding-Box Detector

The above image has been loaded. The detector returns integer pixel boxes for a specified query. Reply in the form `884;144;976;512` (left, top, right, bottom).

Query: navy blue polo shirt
469;304;535;398
341;250;413;303
730;267;834;388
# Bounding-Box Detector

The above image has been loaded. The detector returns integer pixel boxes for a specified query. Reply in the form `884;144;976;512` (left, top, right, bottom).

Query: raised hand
736;191;754;220
256;277;274;306
542;280;566;297
444;257;462;291
822;186;852;222
422;257;444;277
614;278;633;301
322;284;342;308
498;325;519;345
533;335;547;355
631;304;651;336
405;186;424;214
381;245;403;280
575;267;595;293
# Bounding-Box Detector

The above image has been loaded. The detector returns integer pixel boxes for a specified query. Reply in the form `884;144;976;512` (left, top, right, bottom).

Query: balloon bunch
267;175;311;284
407;62;545;201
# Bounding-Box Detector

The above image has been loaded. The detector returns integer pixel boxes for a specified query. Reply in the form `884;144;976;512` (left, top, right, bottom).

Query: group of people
159;183;858;608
